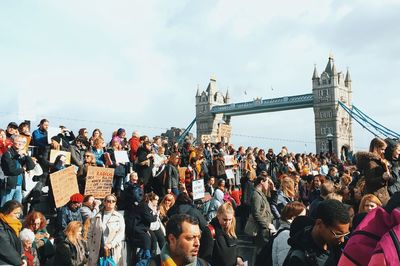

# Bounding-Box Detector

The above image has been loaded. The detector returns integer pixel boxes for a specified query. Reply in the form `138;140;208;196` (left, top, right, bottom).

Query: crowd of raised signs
0;118;399;266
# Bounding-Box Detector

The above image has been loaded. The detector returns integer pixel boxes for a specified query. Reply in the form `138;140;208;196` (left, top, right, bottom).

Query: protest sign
49;150;71;165
178;167;187;184
49;166;79;208
225;168;235;180
192;179;205;200
85;166;115;199
224;155;235;166
114;151;130;164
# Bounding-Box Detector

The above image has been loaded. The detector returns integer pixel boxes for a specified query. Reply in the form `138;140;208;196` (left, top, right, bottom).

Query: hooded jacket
284;226;340;266
355;151;390;205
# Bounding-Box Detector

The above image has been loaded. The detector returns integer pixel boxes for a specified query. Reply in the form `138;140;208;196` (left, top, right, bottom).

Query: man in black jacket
0;135;35;207
283;199;350;266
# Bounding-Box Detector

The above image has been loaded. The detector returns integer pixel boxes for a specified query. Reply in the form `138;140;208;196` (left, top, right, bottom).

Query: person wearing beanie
56;193;84;242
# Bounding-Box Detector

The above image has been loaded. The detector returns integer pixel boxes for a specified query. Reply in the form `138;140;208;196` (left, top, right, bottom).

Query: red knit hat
70;193;84;203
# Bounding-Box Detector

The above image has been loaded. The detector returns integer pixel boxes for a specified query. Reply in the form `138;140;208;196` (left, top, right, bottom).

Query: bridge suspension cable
338;101;400;139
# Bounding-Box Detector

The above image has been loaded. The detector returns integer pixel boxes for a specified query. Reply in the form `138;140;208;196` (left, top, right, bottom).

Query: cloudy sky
1;0;399;153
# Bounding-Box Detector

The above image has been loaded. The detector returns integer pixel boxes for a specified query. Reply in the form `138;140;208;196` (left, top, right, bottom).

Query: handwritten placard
178;167;187;184
224;155;235;166
49;150;71;165
85;166;115;199
114;151;130;164
225;168;235;180
201;135;212;143
49;166;79;208
192;179;205;200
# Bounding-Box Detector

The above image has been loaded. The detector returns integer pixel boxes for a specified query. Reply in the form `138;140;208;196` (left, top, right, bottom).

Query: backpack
369;224;400;265
255;227;289;266
339;207;400;266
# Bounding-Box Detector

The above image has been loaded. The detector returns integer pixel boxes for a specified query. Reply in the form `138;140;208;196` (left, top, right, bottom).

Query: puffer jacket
356;151;390;205
385;138;400;195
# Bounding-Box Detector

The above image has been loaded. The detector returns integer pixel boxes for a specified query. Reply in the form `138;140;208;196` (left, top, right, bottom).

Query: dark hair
254;175;268;187
175;192;192;205
320;180;335;197
290;216;315;238
316;199;350;227
37;119;49;127
1;200;23;215
83;195;94;203
166;214;199;244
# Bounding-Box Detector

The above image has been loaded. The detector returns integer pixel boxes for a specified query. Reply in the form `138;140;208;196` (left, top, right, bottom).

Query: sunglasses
330;228;350;239
105;199;116;203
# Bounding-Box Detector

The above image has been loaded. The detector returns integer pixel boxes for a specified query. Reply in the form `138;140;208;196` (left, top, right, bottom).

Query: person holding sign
87;194;125;266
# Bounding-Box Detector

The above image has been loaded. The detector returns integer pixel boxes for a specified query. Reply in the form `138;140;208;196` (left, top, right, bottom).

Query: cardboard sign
178;167;187;184
85;166;115;199
49;150;71;165
192;179;205;200
114;151;130;164
225;168;235;180
201;135;212;143
224;155;235;166
49;166;79;208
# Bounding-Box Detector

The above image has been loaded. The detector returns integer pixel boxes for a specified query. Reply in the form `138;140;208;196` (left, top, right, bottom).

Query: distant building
161;127;194;145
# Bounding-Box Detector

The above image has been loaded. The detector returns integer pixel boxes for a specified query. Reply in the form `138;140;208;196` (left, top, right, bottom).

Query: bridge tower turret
195;76;230;143
312;55;353;157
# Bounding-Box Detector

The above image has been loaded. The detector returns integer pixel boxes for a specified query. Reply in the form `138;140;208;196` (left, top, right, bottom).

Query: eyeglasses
330;228;350;239
105;199;116;203
85;155;91;157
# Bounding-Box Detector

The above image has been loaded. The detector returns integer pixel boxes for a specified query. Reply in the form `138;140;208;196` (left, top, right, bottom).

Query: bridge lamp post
326;133;333;154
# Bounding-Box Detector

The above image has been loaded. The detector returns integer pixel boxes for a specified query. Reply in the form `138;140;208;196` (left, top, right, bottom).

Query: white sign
192;179;205;200
224;155;235;166
225;169;235;180
114;151;130;164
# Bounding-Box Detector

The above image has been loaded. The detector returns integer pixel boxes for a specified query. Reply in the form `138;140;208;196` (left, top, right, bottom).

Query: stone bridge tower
195;75;230;143
312;55;353;155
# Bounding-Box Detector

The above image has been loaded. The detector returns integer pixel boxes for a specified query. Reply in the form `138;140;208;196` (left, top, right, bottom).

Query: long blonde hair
216;202;237;238
64;221;82;245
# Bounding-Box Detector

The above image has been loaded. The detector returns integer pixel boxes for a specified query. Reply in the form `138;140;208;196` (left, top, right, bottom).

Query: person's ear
168;234;177;248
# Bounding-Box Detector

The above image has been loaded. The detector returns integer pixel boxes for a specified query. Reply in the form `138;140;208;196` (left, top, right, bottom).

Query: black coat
284;226;341;266
125;201;156;241
0;147;35;189
136;146;153;185
209;217;238;266
0;219;22;266
54;238;88;266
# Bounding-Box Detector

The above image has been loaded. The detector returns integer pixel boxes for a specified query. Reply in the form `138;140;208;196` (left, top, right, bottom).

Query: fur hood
355;151;382;170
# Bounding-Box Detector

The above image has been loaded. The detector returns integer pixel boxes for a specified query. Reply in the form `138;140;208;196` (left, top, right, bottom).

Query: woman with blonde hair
209;202;244;266
87;194;125;266
159;194;175;226
358;194;382;214
54;221;88;266
272;176;296;218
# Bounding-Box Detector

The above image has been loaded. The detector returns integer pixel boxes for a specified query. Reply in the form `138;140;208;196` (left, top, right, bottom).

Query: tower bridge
195;55;354;155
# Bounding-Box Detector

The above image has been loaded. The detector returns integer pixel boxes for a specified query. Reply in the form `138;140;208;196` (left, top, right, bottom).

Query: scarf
0;212;22;236
160;244;197;266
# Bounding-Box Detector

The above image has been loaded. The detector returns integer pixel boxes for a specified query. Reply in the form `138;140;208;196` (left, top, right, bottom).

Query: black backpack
255;228;289;266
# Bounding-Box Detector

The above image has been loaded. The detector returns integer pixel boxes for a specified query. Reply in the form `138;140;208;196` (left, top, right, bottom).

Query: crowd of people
0;119;399;266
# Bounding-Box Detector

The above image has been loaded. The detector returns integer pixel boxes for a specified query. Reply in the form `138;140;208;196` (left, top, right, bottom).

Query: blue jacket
31;128;48;148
